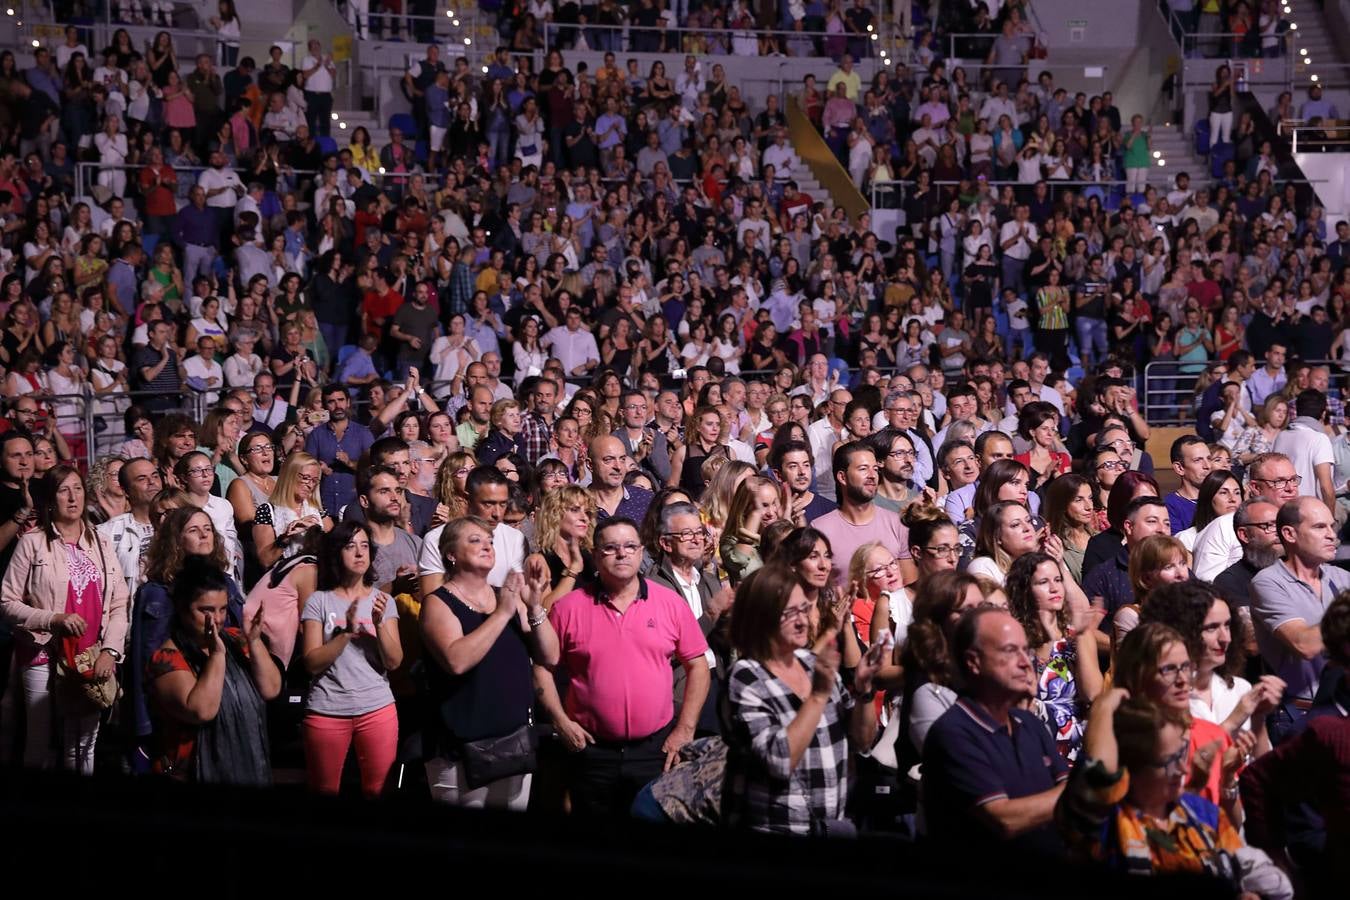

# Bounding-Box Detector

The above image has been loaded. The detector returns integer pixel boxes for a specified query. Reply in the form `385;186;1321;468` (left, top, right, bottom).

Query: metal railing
1143;357;1350;427
867;177;1164;213
541;21;901;61
1279;119;1350;152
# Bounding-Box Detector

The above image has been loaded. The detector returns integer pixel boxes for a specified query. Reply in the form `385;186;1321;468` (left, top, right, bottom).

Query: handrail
786;94;867;220
541;21;896;60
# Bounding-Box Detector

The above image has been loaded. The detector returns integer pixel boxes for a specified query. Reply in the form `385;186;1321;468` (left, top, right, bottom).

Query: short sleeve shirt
300;588;398;717
548;578;709;742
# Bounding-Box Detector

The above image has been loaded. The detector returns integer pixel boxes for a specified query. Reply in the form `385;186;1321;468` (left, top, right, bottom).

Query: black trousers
567;721;671;818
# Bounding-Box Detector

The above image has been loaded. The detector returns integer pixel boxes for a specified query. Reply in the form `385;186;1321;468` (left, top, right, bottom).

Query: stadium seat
389;113;417;138
316;136;339;156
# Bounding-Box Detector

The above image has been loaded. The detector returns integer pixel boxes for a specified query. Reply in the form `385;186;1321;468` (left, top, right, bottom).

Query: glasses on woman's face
921;544;961;559
1157;661;1196;684
1096;460;1127;472
185;466;213;478
780;602;814;622
866;558;900;579
1147;738;1191;778
297;472;319;486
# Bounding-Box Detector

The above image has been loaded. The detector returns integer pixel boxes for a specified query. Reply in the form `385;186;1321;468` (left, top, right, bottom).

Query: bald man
589;435;653;522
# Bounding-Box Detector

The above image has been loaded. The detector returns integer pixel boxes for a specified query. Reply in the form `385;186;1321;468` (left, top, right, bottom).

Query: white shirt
541;324;600;376
98;512;154;598
198;167;245;209
301;54;335;93
183;354;224;405
1192;512;1241;581
669;565;717;668
1190;675;1255;733
998;219;1037;260
225;352;263;388
966;555;1006;585
202;494;243;583
807;416;844;501
418;521;526;588
1272;416;1334;500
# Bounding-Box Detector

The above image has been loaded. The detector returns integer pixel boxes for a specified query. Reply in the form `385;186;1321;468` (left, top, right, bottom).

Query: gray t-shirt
372;529;421;591
1249;560;1350;700
393;302;438;364
301;588;399;716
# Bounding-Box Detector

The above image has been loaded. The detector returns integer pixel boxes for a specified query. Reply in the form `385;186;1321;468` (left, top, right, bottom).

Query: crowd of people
1;2;1350;896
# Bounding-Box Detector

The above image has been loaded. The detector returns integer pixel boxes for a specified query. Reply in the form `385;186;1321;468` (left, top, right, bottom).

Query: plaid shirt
722;651;853;835
519;411;553;466
447;261;474;318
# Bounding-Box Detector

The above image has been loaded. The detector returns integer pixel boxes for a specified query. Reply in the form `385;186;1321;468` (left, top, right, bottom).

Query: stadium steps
1284;0;1350;90
1146;123;1215;187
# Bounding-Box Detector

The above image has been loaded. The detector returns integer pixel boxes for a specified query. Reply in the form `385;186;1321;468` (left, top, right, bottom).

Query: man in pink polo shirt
540;516;710;816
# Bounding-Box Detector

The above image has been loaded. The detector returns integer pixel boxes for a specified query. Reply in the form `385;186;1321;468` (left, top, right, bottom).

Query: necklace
446;578;492;613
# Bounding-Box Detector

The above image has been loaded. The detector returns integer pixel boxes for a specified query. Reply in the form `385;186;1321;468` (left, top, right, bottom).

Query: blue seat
389;113;417;138
414;139;429;164
336;344;359;368
316;135;339;156
141;232;159;256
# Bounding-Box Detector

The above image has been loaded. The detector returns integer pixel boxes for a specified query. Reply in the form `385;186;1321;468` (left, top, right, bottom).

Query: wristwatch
101;648;124;663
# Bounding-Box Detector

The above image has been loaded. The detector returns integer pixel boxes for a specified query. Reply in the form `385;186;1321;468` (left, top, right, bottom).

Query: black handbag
459;721;538;790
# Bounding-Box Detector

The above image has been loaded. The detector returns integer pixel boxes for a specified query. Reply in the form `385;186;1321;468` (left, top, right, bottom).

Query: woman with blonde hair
476;398;523;465
1114;533;1193;645
436;449;476;520
1233;394;1288;467
527;484;596;607
253;451;332;568
720;475;785;587
700;457;755;558
847;540;908;645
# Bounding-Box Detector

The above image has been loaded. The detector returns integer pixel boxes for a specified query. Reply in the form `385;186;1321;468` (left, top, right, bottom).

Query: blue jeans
1075;316;1108;368
319;322;347;372
1004;327;1034;361
630;782;671;822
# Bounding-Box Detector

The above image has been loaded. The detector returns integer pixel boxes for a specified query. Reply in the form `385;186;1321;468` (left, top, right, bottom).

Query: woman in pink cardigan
0;465;128;773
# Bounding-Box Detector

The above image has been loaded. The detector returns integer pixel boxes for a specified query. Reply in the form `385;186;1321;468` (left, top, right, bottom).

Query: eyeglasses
1157;661;1196;684
1147;739;1192;778
780;602;814;622
184;466;213;477
598;542;642;557
921;545;962;558
888;449;917;459
1252;475;1301;490
246;443;276;455
866;559;900;578
1241;520;1278;532
663;528;706;543
1096;460;1128;471
297;473;320;485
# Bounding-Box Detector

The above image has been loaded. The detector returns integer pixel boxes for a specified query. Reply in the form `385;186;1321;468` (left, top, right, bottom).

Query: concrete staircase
1146;123;1214;188
1284;0;1350;92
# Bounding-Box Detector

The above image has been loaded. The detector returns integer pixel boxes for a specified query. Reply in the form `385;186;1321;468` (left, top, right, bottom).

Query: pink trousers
302;704;398;798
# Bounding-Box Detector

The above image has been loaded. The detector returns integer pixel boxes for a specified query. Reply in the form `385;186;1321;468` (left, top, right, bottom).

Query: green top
1123;130;1151;169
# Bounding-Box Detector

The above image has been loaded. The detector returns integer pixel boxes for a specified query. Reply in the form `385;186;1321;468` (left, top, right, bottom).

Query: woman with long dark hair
146;556;280;784
128;506;243;768
299;521;403;798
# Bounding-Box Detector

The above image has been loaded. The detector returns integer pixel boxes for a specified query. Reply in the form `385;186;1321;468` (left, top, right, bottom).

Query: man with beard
1213;497;1283;615
589;435;653;522
871;428;926;513
355;465;421;596
769;439;835;525
304;383;375;514
812;441;917;589
418;466;526;594
343;436;439;535
613;390;670;487
519;376;559;467
456;385;494;453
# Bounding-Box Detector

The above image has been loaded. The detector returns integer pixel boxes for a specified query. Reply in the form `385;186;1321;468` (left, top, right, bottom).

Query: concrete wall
1033;0;1147;50
1107;8;1180;127
1293;151;1350;224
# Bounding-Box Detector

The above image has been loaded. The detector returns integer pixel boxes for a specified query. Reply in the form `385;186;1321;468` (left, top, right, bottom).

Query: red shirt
1186;278;1222;311
362;288;403;337
139;165;178;217
548;578;708;741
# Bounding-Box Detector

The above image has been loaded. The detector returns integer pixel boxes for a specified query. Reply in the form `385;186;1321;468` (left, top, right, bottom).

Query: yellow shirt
827;69;861;101
350;143;379;173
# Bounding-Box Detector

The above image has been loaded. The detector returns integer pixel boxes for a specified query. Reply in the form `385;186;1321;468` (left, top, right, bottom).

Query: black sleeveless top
423;587;534;756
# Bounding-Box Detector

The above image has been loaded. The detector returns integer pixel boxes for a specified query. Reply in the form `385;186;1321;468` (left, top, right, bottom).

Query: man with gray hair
1193;452;1302;579
1213;497;1283;610
647;500;732;735
1250;496;1350;741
